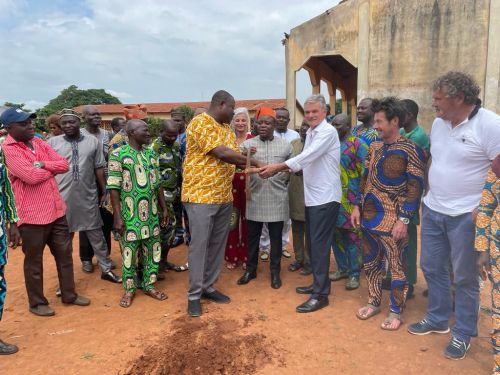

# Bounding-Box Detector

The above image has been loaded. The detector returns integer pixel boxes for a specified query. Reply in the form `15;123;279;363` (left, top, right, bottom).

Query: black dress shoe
271;273;282;289
188;299;202;317
101;271;122;283
237;272;256;285
0;340;18;355
296;284;314;294
201;290;231;304
81;261;94;273
296;297;329;313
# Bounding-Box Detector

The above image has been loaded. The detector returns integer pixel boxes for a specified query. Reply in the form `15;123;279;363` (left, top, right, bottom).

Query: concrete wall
286;0;499;130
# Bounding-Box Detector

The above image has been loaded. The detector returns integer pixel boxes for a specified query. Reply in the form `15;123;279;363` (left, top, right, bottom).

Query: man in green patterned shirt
107;119;169;308
151;120;188;276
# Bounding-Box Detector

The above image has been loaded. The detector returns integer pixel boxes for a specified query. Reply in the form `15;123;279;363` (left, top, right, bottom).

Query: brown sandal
356;304;381;320
119;293;134;308
381;312;403;331
144;288;168;301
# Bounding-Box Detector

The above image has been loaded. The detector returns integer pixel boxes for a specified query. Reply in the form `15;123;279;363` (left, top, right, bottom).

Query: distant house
74;99;305;129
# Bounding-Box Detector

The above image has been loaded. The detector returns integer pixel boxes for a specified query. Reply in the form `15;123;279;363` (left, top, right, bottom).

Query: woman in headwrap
224;107;252;269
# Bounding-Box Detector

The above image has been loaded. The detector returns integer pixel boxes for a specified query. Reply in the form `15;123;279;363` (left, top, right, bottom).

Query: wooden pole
245;148;252;200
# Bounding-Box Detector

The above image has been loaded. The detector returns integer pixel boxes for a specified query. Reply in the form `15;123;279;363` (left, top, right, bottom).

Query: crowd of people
0;70;499;373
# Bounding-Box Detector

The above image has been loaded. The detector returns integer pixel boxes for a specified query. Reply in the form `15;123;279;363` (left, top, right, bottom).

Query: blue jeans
420;204;479;342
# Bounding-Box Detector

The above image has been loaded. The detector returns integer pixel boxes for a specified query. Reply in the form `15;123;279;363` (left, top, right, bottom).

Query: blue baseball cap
0;107;36;127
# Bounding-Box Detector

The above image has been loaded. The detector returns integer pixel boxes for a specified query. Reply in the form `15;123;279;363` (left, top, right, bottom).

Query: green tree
147;117;162;139
3;102;31;112
36;85;121;128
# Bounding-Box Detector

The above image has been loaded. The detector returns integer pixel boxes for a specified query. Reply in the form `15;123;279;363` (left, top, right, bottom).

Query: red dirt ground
0;238;493;374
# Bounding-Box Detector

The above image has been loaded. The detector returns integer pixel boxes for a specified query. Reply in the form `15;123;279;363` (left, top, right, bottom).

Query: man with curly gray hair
408;71;500;360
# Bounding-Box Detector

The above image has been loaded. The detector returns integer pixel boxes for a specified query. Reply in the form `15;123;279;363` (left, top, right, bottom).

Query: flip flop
381;312;403;331
144;288;168;301
356;304;381;320
119;293;134;308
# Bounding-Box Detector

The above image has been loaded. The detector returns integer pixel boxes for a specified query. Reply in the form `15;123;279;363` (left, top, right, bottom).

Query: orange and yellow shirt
181;112;237;204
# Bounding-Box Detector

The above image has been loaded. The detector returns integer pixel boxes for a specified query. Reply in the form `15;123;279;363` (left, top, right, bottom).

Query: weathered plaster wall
286;0;498;130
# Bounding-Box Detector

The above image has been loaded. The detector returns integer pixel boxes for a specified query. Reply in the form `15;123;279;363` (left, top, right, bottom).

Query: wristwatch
398;217;410;225
33;161;43;169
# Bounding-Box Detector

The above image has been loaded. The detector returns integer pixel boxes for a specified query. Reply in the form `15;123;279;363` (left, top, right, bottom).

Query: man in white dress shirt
260;94;341;313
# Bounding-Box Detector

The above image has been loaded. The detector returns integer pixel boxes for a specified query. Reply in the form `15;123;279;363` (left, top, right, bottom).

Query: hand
476;251;491;281
99;191;109;208
8;222;20;248
160;209;169;227
250;146;257;155
351;206;361;228
259;163;281;179
113;216;125;236
392;220;408;241
471;208;479;225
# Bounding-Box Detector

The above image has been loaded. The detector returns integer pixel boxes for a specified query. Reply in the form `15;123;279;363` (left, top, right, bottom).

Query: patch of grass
81;352;95;360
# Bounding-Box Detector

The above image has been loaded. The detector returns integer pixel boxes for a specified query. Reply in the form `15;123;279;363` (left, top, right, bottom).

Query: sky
0;0;340;110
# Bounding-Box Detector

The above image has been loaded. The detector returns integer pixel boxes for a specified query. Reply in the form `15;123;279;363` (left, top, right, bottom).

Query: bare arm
209;145;264;168
157;187;169;227
109;189;124;235
424;156;432;195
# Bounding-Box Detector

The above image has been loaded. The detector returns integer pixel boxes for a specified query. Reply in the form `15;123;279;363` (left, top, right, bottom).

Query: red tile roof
74;99;286;115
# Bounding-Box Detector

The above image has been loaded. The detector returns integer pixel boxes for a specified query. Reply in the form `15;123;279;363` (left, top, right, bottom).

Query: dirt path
0;239;493;374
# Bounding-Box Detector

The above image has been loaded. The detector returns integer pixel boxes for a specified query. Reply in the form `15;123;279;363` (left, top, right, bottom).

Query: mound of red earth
124;315;281;375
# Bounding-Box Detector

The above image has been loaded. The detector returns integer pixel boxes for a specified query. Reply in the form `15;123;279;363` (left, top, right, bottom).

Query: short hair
211;90;233;106
371;97;406;127
170;107;185;118
275;107;289;113
304;94;327;110
160;119;179;131
332;113;350;126
432;71;480;105
230;107;250;132
110;117;124;129
46;114;60;127
402;99;419;119
125;119;146;134
82;105;98;116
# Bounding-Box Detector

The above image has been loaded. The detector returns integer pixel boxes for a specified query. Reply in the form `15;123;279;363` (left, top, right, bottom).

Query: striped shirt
2;135;69;226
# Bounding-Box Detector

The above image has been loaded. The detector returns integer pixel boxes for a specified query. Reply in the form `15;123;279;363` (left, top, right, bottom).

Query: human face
357;99;373;124
84;107;102;127
49;122;63;136
112;119;126;133
130;121;151;146
299;121;309;140
304;101;326;128
160;127;178;145
232;113;248;134
257;116;275;140
373;111;399;141
7;119;35;142
171;114;186;133
59;116;81;138
432;88;461;121
332;117;351;140
220;99;235;124
275;109;290;133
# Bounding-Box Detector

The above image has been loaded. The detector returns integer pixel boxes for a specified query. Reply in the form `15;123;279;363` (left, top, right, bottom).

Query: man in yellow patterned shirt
182;90;263;317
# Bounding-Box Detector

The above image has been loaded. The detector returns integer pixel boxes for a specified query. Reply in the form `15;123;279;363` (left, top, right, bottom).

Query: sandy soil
0;238;493;375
